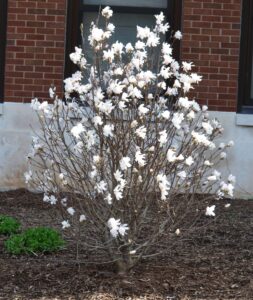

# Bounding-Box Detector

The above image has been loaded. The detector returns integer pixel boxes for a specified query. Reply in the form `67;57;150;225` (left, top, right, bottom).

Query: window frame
64;0;182;79
0;0;8;103
238;0;253;113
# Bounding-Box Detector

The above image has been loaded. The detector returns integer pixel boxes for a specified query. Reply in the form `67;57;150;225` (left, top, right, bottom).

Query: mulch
0;189;252;300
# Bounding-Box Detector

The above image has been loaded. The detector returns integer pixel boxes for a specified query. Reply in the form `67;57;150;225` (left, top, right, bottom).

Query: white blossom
62;220;70;229
158;130;167;146
205;205;215;217
172;112;184;129
120;157;131;171
103;124;114;138
174;30;182;40
71;123;85;139
79;214;86;222
135;150;146;167
93;115;103;127
135;125;147;139
102;6;113;19
67;207;75;216
185;156;194;166
96;180;107;193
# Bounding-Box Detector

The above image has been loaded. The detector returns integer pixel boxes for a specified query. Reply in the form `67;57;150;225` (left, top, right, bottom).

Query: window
65;0;182;79
238;0;253;113
0;0;8;103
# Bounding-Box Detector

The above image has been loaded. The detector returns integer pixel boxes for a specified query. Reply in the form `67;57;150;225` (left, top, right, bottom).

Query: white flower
43;194;57;205
191;131;215;149
135;41;145;50
227;140;234;147
220;181;234;197
114;170;123;182
205;205;215;217
175;228;180;235
79;214;86;222
102;6;113;19
167;149;177;162
114;185;123;200
71;123;85;139
120;157;131;171
118;224;129;236
107;23;115;32
135;150;146;167
174;30;182;40
220;152;227;159
103;49;115;62
219;143;226;149
107;218;120;237
49;86;56;99
98;100;114;115
182;61;193;72
24;170;32;183
138;104;149;116
207;175;218;181
108;80;125;94
137;26;150;40
135;126;147;139
202;122;213;135
228;174;236;184
161;110;170;119
204;160;213;167
146;32;159;47
112;41;124;55
105;194;112;205
69;46;82;64
186;110;195;120
107;218;128;238
126;43;134;53
90;27;104;43
185;156;194;166
131;120;138;128
93;115;103;126
95;180;107;193
172;112;184;129
191;73;202;83
225;203;231;208
31;98;40;110
178;97;190;109
157;174;170;200
202;105;208;111
177;171;186;179
62;220;70;229
155;12;165;24
103;124;114;138
67;207;75;216
158;130;167;146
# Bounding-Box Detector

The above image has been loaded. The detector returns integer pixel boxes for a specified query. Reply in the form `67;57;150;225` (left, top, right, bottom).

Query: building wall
4;0;67;103
1;0;253;198
181;0;241;111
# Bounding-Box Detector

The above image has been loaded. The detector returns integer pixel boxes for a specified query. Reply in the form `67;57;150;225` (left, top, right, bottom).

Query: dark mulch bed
0;189;252;300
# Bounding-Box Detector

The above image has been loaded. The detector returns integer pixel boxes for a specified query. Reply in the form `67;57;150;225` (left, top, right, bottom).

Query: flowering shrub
26;7;235;273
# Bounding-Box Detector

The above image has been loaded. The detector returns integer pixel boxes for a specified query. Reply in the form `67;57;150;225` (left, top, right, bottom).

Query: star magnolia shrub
26;7;235;273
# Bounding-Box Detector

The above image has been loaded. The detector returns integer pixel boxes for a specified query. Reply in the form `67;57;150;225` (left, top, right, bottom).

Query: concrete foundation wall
0;102;252;198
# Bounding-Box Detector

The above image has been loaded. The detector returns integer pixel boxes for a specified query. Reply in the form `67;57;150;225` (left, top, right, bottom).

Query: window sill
236;113;253;126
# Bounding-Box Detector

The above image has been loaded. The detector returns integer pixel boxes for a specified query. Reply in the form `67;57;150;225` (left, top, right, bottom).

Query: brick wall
4;0;242;111
4;0;67;102
181;0;241;111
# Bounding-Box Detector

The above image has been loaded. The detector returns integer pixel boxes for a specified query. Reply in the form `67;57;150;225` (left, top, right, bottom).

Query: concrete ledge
236;113;253;126
0;103;3;115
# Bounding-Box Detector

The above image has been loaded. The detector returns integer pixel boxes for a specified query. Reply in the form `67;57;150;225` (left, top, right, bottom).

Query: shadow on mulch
0;189;252;300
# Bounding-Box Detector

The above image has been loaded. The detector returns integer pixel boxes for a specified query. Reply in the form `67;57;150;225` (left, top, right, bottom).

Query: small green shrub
0;215;21;235
5;227;65;255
